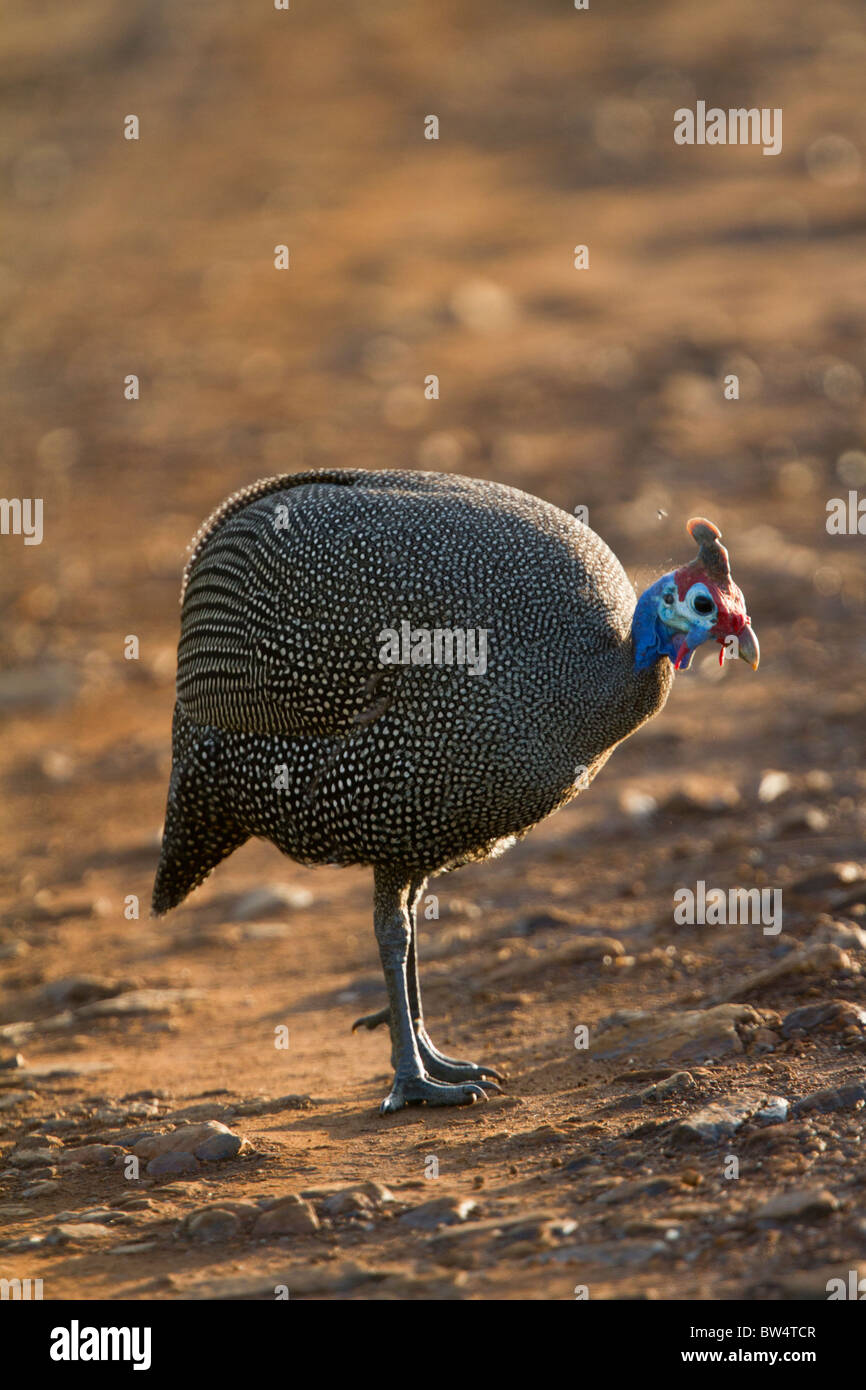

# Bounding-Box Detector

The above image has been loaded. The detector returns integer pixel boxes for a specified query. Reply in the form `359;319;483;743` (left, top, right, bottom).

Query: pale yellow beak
738;623;760;670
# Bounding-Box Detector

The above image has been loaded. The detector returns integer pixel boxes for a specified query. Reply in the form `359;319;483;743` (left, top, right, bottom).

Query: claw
478;1065;505;1083
353;1008;506;1096
380;1075;487;1113
351;1006;390;1033
414;1027;505;1085
423;1057;505;1086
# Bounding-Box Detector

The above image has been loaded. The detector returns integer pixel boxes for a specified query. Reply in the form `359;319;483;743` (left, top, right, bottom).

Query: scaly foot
352;1007;504;1088
415;1024;504;1089
380;1072;487;1113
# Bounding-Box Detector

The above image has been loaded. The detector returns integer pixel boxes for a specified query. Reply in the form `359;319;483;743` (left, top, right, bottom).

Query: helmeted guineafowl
152;468;758;1112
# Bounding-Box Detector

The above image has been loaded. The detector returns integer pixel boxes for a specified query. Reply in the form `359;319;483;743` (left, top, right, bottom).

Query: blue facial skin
632;572;718;672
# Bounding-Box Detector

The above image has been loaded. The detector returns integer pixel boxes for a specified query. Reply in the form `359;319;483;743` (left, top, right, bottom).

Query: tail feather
151;709;249;915
151;818;248;916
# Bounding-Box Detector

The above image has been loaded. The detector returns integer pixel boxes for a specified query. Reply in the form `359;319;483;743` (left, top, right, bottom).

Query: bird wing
175;481;403;738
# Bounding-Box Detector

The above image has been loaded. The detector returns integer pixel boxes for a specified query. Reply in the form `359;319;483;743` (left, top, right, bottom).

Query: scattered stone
593;1003;764;1063
485;935;624;984
751;1027;779;1054
429;1211;560;1250
147;1152;200;1178
187;1208;242;1242
400;1196;479;1230
133;1121;245;1164
90;1106;132;1125
111;1242;159;1256
299;1180;394;1207
757;771;792;804
613;1066;683;1084
755;1097;790;1124
76;988;204;1019
54;1207;119;1223
196;1130;245;1162
110;1195;155;1212
252;1195;320;1237
20;1132;64;1151
620;788;657;820
21;1179;60;1198
7;1148;58;1168
125;1099;164;1117
88;1127;158;1148
639;1071;698;1103
594;1176;679;1206
183;1200;259;1229
775;804;829;835
812;919;866;951
755;1188;839;1222
493;1216;576;1255
704;943;857;1007
46;1223;114;1245
38;977;125;1008
359;1181;394;1207
228;1094;313;1117
672;1097;756;1144
320;1189;375;1218
231;885;313;920
546;1238;671;1268
792;1081;866;1116
781;1000;866;1039
58;1144;125;1167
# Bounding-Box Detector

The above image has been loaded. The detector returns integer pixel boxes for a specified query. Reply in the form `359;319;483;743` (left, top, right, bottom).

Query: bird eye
662;589;676;605
690;589;715;616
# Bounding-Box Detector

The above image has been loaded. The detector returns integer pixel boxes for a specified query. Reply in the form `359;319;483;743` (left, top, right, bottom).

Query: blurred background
3;0;866;716
1;0;866;1302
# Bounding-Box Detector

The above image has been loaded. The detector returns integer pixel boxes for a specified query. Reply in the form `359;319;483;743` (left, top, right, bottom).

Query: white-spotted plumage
152;469;671;914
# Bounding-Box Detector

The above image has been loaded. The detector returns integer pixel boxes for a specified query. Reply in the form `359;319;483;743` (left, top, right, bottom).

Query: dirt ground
1;0;866;1301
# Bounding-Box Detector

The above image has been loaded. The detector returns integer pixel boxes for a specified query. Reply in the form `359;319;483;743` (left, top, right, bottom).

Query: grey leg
351;874;427;1039
373;866;488;1113
404;876;503;1088
359;870;503;1106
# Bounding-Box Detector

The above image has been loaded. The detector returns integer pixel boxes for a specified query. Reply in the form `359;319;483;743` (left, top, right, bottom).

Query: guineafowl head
633;517;759;673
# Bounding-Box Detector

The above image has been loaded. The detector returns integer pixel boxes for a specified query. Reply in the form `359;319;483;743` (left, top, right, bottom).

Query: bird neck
631;574;692;672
